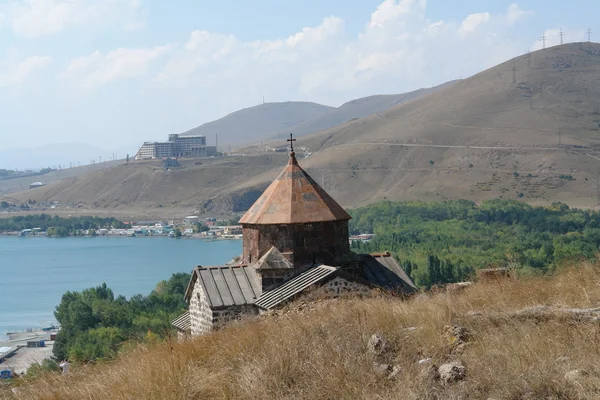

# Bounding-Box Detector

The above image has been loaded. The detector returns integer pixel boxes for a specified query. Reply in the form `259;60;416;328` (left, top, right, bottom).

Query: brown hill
180;101;334;147
5;43;600;217
271;81;458;140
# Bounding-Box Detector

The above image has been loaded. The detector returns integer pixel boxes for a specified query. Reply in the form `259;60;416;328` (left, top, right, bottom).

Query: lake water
0;236;241;338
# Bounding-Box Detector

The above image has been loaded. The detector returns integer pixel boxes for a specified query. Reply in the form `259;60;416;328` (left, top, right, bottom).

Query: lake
0;236;242;338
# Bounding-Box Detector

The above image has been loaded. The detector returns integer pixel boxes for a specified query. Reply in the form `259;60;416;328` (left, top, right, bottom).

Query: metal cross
287;133;296;152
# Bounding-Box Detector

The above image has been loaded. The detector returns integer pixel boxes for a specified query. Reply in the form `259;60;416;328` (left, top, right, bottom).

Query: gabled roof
239;152;351;225
254;246;294;270
184;265;262;308
171;311;191;332
255;265;338;309
360;252;417;294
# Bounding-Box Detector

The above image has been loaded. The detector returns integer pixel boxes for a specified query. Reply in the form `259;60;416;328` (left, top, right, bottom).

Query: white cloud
60;0;536;114
458;12;491;37
506;3;532;24
61;45;171;89
0;55;51;87
153;0;529;109
8;0;143;37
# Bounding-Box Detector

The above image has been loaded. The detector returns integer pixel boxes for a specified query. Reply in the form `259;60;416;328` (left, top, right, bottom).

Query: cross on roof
287;133;296;152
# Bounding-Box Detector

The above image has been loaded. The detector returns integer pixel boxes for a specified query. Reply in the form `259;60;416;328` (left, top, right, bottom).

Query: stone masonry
189;282;213;336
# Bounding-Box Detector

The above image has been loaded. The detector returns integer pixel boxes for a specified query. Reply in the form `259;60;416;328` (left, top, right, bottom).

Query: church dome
239;151;351;225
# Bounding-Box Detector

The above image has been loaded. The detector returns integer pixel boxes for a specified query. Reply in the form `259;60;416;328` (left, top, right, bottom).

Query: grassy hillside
5;43;600;216
5;259;600;399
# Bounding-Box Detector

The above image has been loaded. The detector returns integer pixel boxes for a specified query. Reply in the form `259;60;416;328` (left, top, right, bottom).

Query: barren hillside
5;43;600;217
179;101;334;147
271;81;458;140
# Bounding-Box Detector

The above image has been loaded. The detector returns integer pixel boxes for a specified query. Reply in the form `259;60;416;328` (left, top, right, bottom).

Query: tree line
53;273;190;362
0;215;126;236
349;199;600;288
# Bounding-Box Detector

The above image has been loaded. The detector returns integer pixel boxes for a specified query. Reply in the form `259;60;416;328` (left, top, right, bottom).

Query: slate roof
255;265;338;309
239;152;351;225
361;252;417;294
171;311;191;332
184;265;262;309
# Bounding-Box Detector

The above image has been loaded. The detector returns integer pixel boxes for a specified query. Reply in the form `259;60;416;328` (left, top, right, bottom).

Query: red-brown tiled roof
239;152;351;225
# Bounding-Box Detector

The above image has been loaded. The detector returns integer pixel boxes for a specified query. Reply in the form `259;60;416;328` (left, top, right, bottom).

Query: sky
0;0;597;168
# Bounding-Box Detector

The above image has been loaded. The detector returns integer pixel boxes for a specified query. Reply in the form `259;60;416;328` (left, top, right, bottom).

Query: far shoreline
0;232;242;241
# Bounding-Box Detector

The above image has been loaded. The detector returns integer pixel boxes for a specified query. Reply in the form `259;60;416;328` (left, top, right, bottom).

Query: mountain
179;101;334;147
0;143;137;171
6;43;600;216
272;81;458;140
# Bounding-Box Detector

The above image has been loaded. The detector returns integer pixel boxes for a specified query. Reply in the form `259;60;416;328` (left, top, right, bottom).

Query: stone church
172;145;416;338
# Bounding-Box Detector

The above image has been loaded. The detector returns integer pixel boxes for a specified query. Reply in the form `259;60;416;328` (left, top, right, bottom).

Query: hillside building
135;134;217;160
172;141;415;339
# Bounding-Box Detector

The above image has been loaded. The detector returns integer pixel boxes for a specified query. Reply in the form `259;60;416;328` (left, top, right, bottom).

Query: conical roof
239;152;351;225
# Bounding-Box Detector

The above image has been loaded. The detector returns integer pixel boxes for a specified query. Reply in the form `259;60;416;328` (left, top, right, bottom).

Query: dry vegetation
5;261;600;399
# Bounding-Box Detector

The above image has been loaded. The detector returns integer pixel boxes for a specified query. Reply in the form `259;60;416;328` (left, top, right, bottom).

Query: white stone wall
189;282;213;336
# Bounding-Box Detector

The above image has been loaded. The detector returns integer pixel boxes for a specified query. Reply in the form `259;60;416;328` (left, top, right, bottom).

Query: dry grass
5;261;600;399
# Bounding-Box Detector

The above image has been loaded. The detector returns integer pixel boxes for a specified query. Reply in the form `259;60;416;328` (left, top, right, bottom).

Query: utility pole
587;28;592;42
541;34;547;49
560;28;564;45
216;133;219;153
558;131;562;146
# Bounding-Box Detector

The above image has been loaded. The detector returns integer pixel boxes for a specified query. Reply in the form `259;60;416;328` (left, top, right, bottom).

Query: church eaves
238;151;352;225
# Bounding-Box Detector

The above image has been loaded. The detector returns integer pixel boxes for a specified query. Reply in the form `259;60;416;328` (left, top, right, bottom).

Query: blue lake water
0;236;241;339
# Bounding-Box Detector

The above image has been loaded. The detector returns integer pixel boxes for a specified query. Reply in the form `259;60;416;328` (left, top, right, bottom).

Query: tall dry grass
4;261;600;399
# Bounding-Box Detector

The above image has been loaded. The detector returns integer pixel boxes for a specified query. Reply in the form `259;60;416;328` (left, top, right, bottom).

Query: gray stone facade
189;282;259;336
212;305;258;329
321;277;372;296
189;282;213;336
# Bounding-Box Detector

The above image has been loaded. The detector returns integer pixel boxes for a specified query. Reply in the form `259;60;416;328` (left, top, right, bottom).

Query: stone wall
242;220;351;268
212;305;259;329
189;282;213;336
321;277;372;296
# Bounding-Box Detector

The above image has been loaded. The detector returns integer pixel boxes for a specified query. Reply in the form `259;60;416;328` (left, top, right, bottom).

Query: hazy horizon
0;0;597;169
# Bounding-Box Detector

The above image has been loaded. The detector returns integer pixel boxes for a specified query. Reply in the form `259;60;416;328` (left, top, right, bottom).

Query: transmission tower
541;34;547;49
587;28;592;42
560;28;564;45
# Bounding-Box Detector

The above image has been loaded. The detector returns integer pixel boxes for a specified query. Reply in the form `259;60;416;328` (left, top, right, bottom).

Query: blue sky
0;0;597;168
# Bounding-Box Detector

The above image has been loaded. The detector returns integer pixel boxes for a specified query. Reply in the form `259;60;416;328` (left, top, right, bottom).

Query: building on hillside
29;182;45;189
184;216;199;225
135;134;217;160
172;138;416;339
